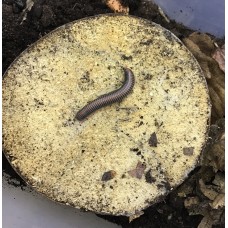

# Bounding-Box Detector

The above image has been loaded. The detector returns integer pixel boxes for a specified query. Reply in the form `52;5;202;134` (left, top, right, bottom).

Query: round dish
2;14;210;216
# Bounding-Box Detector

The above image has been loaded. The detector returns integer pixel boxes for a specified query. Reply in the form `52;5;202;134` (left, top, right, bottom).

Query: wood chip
106;0;129;13
149;132;158;147
128;161;146;179
183;147;194;156
101;170;116;181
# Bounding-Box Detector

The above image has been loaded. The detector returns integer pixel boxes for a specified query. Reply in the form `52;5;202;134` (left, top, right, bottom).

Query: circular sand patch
2;14;210;216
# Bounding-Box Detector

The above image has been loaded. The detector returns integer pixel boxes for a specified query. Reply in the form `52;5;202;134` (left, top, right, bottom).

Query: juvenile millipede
75;67;135;121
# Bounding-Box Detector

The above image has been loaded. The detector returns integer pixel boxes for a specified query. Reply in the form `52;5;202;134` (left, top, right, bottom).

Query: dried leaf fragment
199;179;218;200
128;161;146;179
158;6;170;23
210;193;225;209
183;36;213;79
203;132;225;171
184;196;200;209
198;213;214;228
20;0;34;24
212;44;225;72
212;172;225;192
182;32;225;122
197;208;224;228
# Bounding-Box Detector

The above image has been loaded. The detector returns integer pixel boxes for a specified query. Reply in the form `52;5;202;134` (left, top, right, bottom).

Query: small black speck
145;74;153;80
145;169;156;183
121;55;132;60
130;148;139;152
34;98;44;106
157;184;164;189
140;39;153;45
138;121;144;127
154;119;163;128
161;181;172;190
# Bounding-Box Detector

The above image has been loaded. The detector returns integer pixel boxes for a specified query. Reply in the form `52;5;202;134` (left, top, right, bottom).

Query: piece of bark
128;161;146;179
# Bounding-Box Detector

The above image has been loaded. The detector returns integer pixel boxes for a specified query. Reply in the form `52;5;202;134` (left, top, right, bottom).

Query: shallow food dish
2;14;211;216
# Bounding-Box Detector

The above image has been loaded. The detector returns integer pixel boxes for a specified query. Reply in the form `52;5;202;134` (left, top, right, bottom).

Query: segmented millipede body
75;67;135;121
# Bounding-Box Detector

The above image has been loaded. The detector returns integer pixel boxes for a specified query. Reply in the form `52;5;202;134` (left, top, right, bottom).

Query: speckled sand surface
2;14;210;216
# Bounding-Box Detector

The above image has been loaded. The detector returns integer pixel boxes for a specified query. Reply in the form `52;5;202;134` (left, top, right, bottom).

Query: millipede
75;67;135;121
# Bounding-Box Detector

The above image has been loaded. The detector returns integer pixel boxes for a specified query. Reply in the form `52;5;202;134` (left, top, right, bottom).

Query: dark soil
2;1;224;227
